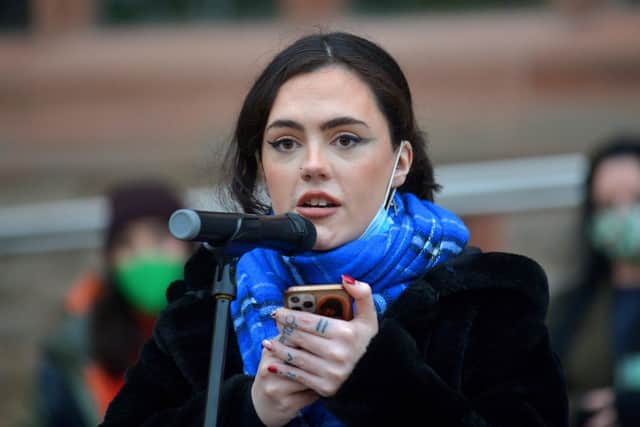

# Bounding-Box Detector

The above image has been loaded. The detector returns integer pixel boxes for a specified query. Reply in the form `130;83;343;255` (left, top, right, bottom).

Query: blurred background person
549;135;640;427
32;180;192;427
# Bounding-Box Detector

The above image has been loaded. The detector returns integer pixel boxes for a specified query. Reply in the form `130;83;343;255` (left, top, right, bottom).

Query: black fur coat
99;247;568;427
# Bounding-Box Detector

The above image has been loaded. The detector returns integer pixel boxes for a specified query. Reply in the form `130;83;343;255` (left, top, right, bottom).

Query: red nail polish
267;365;278;374
342;274;356;285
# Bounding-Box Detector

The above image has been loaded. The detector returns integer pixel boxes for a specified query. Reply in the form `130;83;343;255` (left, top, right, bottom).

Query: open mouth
296;193;341;218
300;198;339;208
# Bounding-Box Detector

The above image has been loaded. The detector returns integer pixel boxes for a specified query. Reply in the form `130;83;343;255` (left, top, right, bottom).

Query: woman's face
260;66;412;251
592;156;640;212
111;218;190;267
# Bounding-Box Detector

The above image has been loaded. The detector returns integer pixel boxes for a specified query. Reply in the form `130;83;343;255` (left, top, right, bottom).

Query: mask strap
383;140;409;211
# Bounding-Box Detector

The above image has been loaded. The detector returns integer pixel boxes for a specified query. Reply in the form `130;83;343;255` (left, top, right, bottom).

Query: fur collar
385;247;549;324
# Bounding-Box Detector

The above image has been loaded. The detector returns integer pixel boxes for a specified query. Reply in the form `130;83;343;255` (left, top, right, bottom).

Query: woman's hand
251;346;319;427
265;275;378;397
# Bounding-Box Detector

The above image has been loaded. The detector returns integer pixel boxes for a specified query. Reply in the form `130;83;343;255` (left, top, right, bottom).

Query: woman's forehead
267;66;385;127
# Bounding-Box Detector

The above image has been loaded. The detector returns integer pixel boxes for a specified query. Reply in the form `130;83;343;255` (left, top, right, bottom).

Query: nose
300;143;331;181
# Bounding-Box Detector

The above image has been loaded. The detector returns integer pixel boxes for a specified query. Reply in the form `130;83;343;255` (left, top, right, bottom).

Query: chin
311;230;340;252
312;240;335;252
311;229;355;252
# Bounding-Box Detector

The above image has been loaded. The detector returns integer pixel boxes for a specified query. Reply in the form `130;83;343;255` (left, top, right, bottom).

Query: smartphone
284;284;353;320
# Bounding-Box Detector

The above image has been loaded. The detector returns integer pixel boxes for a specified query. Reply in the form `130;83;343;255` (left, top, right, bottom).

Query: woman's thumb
341;274;376;323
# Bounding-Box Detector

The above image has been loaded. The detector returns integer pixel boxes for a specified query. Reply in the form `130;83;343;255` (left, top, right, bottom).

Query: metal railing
0;153;586;256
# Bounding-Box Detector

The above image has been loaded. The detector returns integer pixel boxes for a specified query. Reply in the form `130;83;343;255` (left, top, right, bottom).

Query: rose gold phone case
284;284;353;320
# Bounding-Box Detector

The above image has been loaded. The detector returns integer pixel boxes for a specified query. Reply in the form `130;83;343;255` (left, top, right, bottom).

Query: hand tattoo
315;318;329;335
279;314;298;343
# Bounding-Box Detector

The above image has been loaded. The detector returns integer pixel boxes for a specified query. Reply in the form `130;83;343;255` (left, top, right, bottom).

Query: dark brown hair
222;32;438;213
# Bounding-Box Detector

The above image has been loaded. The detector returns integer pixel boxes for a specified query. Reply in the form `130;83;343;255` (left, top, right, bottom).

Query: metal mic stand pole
203;247;237;427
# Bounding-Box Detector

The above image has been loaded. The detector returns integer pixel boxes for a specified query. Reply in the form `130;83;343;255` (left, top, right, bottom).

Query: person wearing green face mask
34;180;192;427
590;204;640;266
113;252;185;315
548;135;640;427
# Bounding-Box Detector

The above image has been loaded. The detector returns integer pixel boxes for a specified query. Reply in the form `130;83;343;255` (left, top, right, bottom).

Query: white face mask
359;140;408;240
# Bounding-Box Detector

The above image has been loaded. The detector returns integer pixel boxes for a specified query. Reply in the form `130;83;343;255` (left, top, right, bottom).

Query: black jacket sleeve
323;253;569;427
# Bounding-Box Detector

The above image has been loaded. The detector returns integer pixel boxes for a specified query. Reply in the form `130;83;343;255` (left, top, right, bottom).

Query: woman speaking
99;32;568;427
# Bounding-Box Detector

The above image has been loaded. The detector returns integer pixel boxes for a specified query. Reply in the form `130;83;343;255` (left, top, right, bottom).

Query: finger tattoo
285;314;298;328
286;371;297;380
315;318;329;334
280;314;298;342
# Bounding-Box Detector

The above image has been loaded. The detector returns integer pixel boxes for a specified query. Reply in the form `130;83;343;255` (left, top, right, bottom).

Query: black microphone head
168;209;316;255
221;212;317;256
284;213;317;253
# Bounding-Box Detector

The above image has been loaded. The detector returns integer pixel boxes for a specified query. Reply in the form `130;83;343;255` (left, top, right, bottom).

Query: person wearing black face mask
33;180;192;427
549;135;640;427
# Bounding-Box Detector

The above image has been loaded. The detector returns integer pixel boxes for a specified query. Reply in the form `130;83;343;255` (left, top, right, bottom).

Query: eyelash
266;134;366;152
333;134;365;148
266;138;299;152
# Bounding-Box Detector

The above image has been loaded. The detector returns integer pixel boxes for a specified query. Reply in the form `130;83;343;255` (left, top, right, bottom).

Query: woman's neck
612;261;640;288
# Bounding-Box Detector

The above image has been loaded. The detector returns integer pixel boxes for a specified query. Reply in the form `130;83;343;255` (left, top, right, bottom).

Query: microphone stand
203;245;237;427
167;209;316;427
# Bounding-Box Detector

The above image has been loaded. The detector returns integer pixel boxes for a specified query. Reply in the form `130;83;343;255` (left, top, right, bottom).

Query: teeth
306;198;330;207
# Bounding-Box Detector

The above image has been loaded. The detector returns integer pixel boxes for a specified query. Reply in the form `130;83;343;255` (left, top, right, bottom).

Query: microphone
169;209;317;256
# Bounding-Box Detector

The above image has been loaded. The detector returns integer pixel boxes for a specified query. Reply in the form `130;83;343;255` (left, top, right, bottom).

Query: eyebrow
265;116;369;132
265;119;304;132
321;116;368;131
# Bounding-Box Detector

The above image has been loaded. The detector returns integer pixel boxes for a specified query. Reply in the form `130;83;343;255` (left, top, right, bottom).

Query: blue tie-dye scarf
230;192;469;426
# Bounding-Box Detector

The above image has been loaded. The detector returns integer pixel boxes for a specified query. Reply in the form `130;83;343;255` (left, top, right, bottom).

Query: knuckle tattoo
280;314;298;341
284;314;297;328
315;318;329;334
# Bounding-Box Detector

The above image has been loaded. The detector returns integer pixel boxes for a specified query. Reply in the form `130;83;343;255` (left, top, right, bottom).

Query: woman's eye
333;134;362;149
267;138;299;152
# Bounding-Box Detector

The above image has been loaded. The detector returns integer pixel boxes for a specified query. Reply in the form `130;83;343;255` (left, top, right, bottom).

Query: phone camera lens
291;296;300;303
303;301;313;308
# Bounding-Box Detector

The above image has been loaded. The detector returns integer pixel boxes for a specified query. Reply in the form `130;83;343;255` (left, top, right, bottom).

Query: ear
392;140;413;188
